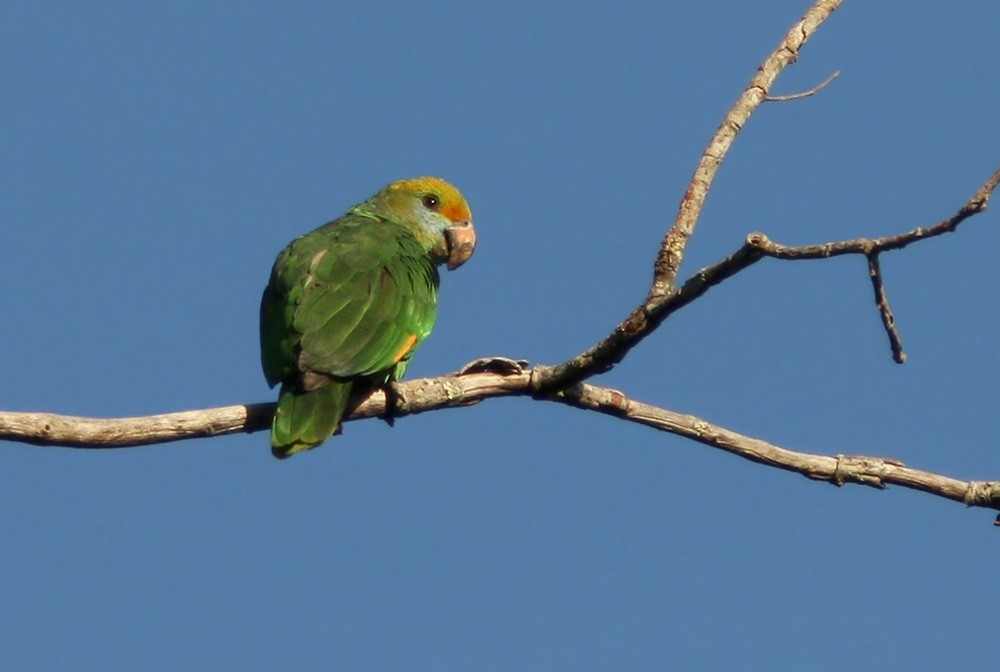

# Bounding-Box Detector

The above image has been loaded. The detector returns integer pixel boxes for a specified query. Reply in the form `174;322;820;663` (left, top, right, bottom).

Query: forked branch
747;165;1000;360
532;0;844;393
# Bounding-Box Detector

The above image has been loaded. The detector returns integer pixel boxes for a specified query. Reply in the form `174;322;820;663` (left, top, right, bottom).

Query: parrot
259;177;477;458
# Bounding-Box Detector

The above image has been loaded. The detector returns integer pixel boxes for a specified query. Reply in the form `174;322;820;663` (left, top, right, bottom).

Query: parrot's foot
456;356;530;376
382;381;401;428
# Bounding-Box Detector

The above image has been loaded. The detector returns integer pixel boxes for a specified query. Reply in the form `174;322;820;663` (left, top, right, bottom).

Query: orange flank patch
392;333;419;363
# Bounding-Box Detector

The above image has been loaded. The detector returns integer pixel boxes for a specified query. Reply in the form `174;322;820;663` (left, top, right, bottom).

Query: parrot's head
360;177;477;270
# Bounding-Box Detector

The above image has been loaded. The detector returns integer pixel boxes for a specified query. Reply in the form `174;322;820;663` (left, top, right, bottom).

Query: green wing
260;215;439;456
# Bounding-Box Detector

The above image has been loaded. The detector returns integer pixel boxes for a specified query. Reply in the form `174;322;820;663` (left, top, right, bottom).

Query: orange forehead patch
388;176;472;223
440;200;471;223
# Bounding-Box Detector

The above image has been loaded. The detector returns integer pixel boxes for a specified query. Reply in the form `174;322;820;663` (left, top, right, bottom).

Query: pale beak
444;220;477;270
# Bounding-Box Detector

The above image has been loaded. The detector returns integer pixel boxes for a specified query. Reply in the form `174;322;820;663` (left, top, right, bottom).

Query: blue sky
2;1;999;669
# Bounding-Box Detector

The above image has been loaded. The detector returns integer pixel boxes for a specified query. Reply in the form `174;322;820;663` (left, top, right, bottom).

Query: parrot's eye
421;194;440;210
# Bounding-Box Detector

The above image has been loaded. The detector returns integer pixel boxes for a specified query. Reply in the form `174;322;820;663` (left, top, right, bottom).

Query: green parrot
259;177;477;458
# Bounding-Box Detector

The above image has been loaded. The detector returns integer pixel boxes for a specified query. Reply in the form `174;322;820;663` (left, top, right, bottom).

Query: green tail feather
271;381;352;459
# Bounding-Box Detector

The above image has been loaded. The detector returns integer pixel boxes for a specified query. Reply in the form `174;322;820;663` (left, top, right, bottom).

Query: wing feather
260;214;439;389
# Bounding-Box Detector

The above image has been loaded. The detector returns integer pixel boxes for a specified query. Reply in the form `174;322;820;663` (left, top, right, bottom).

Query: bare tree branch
653;0;843;293
1;1;997;524
528;242;766;394
0;403;272;448
546;383;1000;516
532;0;844;393
2;163;995;517
533;163;1000;392
4;369;999;519
746;166;1000;259
747;165;1000;362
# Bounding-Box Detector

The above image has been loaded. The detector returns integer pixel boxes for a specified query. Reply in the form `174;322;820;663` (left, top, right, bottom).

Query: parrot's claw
382;381;401;427
456;357;530;376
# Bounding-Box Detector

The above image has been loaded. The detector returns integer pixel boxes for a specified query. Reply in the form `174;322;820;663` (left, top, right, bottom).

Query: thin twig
765;69;841;101
866;253;906;363
747;166;1000;260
